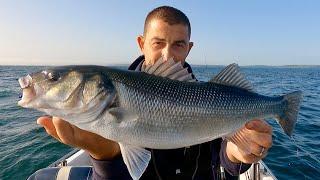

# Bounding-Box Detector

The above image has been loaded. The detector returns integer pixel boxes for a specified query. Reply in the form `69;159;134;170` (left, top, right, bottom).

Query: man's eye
175;43;184;48
153;42;162;46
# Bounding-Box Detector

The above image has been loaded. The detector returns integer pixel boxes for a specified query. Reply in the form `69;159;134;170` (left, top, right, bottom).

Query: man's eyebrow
150;38;187;44
174;40;187;44
151;37;165;41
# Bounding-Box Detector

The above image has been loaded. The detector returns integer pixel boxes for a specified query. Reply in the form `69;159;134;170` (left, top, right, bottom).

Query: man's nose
161;46;174;61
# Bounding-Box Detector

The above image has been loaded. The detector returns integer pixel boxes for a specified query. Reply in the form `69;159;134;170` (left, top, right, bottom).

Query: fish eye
42;70;60;81
47;72;60;81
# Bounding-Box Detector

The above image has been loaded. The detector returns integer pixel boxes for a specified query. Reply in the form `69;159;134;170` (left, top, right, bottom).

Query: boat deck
46;149;277;180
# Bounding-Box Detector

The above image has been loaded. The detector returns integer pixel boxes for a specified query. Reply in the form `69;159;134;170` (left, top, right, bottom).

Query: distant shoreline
191;64;320;68
1;64;319;68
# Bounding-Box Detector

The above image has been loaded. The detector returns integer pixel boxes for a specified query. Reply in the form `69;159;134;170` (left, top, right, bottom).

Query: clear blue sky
0;1;319;65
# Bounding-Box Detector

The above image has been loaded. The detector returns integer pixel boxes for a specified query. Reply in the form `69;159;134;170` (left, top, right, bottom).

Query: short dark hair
144;6;191;38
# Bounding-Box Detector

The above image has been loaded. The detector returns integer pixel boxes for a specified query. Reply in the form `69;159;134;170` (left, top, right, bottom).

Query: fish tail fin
276;91;303;137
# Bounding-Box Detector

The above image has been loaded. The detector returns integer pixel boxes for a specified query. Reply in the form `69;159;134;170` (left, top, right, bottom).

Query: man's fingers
228;120;273;164
248;142;268;157
245;119;272;133
227;141;261;164
249;131;273;148
51;117;77;146
37;116;60;141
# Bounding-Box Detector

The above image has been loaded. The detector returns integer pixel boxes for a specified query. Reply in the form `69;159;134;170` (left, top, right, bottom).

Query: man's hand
226;119;273;164
37;116;120;160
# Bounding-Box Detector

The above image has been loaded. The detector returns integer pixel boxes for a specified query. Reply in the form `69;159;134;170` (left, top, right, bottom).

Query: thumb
52;117;77;146
37;116;60;141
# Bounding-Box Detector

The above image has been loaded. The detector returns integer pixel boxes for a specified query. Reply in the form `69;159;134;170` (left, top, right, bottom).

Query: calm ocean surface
0;65;319;179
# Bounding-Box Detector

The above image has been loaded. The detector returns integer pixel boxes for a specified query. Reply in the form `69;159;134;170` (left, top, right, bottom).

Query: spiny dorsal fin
210;63;255;92
141;57;195;82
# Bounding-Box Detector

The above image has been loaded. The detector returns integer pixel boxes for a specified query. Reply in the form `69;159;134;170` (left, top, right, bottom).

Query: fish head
18;66;116;120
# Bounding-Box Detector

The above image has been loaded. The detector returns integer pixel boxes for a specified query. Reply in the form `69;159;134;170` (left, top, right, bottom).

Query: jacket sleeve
219;139;252;176
90;155;131;180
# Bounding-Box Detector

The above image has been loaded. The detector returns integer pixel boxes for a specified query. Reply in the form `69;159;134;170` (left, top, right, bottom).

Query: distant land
189;64;320;68
0;64;320;68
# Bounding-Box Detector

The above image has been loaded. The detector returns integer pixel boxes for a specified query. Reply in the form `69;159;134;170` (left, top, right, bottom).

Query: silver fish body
18;63;302;179
97;68;288;149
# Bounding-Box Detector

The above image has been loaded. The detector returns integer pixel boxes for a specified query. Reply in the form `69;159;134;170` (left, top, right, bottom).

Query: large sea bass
18;61;302;179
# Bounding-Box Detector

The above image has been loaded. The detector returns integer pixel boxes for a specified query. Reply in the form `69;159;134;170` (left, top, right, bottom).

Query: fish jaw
18;87;36;107
18;75;38;107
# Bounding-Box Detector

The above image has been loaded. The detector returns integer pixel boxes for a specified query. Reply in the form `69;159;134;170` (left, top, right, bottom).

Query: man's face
137;19;193;65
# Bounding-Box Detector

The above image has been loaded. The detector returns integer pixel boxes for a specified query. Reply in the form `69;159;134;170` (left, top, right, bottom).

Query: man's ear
137;35;145;52
187;42;194;55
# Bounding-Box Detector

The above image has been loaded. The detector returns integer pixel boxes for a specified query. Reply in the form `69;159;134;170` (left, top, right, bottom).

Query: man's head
137;6;193;65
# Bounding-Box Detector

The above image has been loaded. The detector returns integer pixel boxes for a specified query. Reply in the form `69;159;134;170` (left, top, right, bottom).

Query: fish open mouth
18;75;36;106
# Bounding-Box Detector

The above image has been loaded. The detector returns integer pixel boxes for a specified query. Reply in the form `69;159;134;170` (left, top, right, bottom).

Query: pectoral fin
119;143;151;180
108;107;138;123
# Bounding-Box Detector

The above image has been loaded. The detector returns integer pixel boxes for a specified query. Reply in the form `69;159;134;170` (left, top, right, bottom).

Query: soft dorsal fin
210;63;254;92
141;58;195;82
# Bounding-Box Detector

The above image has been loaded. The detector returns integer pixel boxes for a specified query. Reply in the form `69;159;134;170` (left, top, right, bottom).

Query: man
37;6;272;179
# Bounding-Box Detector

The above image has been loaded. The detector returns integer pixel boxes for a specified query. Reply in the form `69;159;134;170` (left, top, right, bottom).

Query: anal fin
225;126;252;155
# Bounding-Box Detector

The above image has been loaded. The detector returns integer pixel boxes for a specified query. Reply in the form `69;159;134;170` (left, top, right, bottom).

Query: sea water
0;65;319;179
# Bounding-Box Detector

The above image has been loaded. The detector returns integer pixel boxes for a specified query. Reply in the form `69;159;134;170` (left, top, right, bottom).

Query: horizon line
1;64;320;67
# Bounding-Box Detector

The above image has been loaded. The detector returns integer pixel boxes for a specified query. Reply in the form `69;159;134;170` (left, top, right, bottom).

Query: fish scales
96;68;286;149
